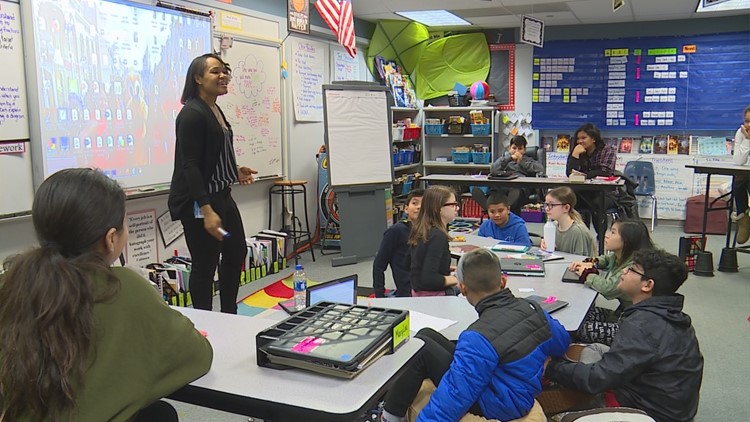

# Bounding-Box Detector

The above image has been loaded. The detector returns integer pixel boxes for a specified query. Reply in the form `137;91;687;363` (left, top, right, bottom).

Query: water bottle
543;216;556;253
293;264;307;310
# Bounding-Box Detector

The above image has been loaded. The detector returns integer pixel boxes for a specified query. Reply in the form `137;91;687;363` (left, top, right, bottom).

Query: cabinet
391;107;422;174
421;106;497;176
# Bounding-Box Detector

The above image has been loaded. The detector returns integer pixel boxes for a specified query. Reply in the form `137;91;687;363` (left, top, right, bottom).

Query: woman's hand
445;275;459;287
741;123;750;139
201;206;225;241
238;166;258;185
572;144;587;158
568;261;594;272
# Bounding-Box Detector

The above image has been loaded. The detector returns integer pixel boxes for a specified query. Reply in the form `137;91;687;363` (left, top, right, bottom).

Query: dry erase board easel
216;36;284;180
0;0;34;217
322;84;391;266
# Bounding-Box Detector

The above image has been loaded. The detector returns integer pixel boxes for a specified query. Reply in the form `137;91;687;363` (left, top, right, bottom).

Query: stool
268;180;315;264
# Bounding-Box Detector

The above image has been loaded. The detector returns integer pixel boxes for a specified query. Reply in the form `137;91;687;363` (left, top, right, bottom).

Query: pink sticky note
636;68;641;80
199;330;208;337
292;336;325;354
525;264;542;270
635;114;640;126
635;91;640;103
542;296;557;304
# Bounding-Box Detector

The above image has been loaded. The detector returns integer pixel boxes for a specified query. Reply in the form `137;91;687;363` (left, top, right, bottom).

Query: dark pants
383;328;483;418
133;400;178;422
181;189;247;313
575;191;614;247
734;174;749;214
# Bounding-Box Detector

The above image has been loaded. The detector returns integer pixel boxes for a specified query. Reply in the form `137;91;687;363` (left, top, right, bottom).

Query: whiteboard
216;38;283;179
323;87;392;187
0;0;34;216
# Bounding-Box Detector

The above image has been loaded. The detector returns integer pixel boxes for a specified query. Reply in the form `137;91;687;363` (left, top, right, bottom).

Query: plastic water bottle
544;217;557;253
293;264;307;310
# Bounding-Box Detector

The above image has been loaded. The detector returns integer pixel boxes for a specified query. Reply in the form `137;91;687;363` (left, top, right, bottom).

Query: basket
392;126;404;141
403;127;421;140
451;151;472;164
403;150;414;164
520;209;546;223
448;93;469;107
471;152;491;164
447;122;465;135
392;152;402;166
471;124;491;136
424;124;444;136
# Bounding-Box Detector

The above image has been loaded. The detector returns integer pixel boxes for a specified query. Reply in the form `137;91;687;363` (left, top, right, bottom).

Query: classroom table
686;163;750;272
167;307;424;422
421;173;625;253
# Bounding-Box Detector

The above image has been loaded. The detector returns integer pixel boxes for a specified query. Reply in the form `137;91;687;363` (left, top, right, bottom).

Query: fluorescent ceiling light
696;0;750;12
395;10;472;27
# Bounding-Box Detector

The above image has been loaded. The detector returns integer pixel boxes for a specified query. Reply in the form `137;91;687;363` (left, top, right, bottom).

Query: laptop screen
307;275;358;307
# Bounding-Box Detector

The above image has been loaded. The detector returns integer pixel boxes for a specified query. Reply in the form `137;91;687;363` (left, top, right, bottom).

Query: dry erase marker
218;228;231;239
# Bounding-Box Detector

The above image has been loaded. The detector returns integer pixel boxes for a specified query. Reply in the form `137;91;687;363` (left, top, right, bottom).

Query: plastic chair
623;161;657;231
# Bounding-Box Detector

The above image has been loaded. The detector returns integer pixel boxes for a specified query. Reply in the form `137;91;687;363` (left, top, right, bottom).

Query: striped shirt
208;127;239;194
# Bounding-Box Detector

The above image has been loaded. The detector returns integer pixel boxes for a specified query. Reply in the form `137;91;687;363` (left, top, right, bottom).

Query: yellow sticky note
392;316;410;350
502;115;510;124
533;73;539;81
563;96;570;103
532;95;539;102
563;88;570;94
282;60;288;70
534;58;540;65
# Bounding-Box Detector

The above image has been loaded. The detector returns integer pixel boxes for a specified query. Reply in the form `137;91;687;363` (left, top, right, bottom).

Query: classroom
0;0;748;421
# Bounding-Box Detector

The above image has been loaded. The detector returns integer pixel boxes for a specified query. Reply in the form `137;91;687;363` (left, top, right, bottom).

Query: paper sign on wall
126;209;159;267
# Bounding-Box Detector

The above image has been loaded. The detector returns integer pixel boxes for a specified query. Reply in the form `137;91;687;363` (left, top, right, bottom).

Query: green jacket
584;252;634;310
11;267;213;421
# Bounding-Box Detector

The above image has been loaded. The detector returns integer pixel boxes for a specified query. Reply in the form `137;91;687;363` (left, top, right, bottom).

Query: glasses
443;202;460;208
543;202;565;209
625;265;648;279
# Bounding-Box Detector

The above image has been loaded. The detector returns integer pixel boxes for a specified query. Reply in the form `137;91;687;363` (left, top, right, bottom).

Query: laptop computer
524;295;569;313
278;274;358;314
562;268;608;283
500;258;545;277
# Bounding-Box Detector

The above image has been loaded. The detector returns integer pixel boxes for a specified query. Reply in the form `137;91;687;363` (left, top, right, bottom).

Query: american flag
315;0;357;58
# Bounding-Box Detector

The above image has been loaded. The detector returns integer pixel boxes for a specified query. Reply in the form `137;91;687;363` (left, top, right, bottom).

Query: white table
168;307;424;421
447;233;598;331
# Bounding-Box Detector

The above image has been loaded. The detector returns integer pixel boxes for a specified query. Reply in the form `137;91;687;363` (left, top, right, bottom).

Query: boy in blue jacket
379;248;569;422
477;192;531;246
372;189;424;297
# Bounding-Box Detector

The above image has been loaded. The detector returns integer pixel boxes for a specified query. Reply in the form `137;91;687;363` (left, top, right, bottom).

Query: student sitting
379;249;569;422
487;135;545;214
540;187;596;256
477;192;532;247
409;186;459;296
546;249;704;422
0;169;212;422
568;219;654;345
490;135;545;177
373;189;424;297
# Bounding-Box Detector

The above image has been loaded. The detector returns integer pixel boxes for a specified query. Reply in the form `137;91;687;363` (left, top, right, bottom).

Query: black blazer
168;97;233;220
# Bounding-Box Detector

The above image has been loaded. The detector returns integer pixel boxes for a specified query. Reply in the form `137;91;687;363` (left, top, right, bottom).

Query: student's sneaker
737;211;750;244
359;400;384;422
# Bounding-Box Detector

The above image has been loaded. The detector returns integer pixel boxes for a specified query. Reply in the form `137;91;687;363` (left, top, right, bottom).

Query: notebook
524;295;569;314
500;258;545;277
279;274;358;314
562;268;608;283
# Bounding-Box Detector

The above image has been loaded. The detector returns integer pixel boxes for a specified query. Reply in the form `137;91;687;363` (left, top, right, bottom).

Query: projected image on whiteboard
29;0;211;187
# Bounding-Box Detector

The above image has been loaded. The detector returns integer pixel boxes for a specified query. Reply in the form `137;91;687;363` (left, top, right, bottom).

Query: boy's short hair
487;192;510;208
456;249;503;293
406;188;425;203
632;249;688;296
509;135;528;149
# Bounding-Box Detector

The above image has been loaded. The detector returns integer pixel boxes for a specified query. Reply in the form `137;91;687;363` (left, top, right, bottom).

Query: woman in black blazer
168;53;257;313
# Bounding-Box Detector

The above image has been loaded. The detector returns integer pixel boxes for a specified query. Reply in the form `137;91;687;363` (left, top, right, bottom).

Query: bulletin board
532;31;750;130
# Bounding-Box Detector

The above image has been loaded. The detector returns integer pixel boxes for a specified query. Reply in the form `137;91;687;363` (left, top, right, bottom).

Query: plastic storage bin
392;152;402;166
403;150;414;164
424;124;444;135
402;127;421;140
470;124;491;136
392;126;404;141
471;152;491;164
451;151;472;164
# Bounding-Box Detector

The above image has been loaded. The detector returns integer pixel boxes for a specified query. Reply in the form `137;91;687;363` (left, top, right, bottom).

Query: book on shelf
556;134;571;153
618;137;633;154
653;135;668;154
638;136;654;154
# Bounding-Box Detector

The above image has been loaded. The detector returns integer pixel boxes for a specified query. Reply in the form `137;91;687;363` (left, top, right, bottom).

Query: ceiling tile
629;0;695;15
567;0;634;20
351;0;392;15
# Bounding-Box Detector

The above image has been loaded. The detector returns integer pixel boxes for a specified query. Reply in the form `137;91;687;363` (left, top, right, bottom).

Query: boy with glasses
546;249;704;422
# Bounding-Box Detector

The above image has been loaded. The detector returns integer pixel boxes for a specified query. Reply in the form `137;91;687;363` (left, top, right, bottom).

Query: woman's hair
612;219;654;266
547;187;583;224
0;168;125;421
408;185;455;246
575;123;604;149
180;53;231;105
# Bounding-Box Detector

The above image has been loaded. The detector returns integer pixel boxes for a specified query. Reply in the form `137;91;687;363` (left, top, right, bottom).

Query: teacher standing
169;53;257;313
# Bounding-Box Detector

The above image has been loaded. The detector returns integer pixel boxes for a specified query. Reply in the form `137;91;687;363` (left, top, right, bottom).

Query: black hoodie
547;294;704;422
